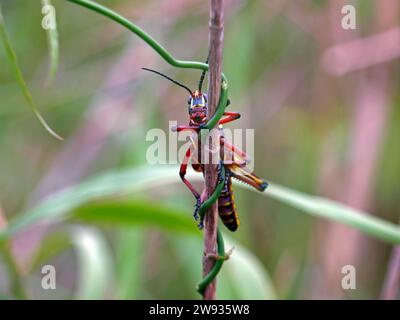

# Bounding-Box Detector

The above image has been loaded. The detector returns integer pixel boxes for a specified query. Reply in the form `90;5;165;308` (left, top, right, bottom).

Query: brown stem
202;0;224;300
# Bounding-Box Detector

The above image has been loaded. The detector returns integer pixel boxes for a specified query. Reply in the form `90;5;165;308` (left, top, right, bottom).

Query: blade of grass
0;206;28;299
115;228;145;299
41;0;59;85
72;200;199;234
1;166;399;244
259;183;400;245
27;227;113;299
0;4;62;140
70;226;112;299
0;244;27;299
28;232;70;273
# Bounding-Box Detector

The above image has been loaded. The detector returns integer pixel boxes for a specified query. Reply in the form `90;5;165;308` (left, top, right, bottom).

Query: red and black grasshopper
142;67;268;231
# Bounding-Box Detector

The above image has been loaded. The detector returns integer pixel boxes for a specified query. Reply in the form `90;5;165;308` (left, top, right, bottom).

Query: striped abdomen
218;174;240;231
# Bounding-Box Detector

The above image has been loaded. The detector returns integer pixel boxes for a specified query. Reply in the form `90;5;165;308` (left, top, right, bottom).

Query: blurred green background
0;0;399;299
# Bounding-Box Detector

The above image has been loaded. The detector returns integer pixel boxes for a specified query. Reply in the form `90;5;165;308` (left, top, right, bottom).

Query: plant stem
0;245;28;299
203;0;224;300
0;208;27;299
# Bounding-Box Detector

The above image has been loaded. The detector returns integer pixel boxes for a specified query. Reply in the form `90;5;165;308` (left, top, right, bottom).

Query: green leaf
262;183;400;244
0;4;62;140
41;0;59;85
72;200;198;234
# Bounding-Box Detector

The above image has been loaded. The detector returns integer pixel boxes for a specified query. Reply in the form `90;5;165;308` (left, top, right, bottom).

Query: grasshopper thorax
188;90;208;126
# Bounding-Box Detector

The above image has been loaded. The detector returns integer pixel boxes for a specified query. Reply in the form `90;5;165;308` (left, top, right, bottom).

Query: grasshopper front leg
179;146;202;222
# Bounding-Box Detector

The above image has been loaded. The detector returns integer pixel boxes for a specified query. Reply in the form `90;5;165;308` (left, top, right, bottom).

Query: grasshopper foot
193;197;202;221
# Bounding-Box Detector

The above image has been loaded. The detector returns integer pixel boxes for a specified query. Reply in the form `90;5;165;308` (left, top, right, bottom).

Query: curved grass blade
41;0;59;85
0;4;63;140
258;183;400;245
72;200;198;234
27;227;113;299
70;227;112;299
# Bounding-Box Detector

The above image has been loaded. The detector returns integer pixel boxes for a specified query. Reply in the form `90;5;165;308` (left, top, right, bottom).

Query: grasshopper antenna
142;68;193;95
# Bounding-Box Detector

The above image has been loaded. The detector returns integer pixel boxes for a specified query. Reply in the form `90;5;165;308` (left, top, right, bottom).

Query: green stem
0;244;28;299
64;0;229;296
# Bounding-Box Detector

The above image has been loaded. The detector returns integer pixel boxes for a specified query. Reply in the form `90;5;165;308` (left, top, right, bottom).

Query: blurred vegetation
0;0;399;299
